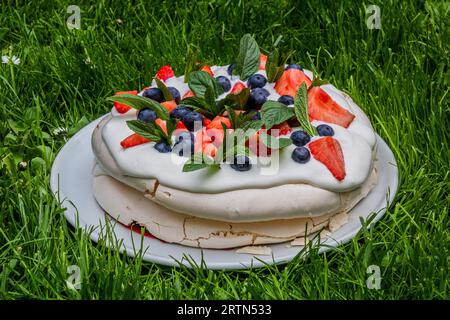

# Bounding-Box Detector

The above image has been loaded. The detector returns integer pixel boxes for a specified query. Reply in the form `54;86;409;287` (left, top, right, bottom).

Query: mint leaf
182;162;211;172
259;131;292;149
235;34;260;80
188;70;223;98
165;118;179;138
225;106;238;129
241;119;263;132
155;77;174;101
261;100;295;129
183;153;220;172
266;48;293;83
107;94;169;120
126;120;164;142
294;83;317;136
310;75;329;88
179;96;213;118
204;86;218;111
183;46;203;83
217;88;250;109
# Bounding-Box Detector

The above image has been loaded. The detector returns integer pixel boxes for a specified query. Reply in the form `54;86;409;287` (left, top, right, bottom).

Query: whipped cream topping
102;66;376;193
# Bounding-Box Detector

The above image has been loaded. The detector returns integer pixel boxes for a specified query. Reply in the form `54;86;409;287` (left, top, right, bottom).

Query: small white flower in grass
2;55;20;65
53;127;68;136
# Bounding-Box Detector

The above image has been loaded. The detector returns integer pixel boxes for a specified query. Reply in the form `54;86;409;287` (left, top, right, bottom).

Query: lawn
0;0;448;299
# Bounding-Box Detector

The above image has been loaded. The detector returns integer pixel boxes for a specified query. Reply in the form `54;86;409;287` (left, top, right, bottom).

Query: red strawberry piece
205;128;224;146
201;65;214;77
161;100;177;112
308;87;355;128
246;129;273;157
203;117;212;127
274;69;312;96
154;118;167;134
120;133;150;149
113;90;138;113
231;82;247;94
206;116;231;130
267;122;292;137
259;53;268;70
176;121;187;130
183;90;195;99
308;136;346;181
156;65;175;81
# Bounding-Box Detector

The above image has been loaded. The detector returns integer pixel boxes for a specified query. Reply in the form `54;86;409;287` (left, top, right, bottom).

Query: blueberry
216;76;231;92
170;105;191;120
247;74;267;89
172;139;194;157
227;63;236;76
183;111;203;131
230;155;252;171
176;131;195;142
316;124;334;136
278;95;294;106
291;147;310;163
286;64;303;71
137;108;157;123
142;87;164;102
168;87;181;103
247;88;270;109
154;141;172;153
290;130;311;146
243;109;261;120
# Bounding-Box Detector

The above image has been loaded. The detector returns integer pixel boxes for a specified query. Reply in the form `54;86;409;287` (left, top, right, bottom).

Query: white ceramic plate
50;115;398;270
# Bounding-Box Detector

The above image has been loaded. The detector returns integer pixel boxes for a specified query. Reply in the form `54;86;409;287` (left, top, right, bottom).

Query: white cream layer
103;66;376;193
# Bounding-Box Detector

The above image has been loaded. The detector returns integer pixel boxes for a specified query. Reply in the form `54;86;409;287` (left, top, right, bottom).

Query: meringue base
92;164;378;249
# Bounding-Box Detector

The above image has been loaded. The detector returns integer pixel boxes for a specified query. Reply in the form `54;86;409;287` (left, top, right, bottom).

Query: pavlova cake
91;35;378;251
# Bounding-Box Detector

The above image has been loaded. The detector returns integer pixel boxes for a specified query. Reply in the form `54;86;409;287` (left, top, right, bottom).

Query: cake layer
93;166;341;249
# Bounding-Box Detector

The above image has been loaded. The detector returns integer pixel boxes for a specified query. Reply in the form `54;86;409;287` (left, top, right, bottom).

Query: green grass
0;0;448;299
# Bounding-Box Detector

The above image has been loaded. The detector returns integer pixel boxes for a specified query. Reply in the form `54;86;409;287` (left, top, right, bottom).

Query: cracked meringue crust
92;164;376;248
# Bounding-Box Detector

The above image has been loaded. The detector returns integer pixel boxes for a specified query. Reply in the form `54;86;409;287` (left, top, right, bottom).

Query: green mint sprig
266;48;294;83
183;46;205;83
234;34;260;80
106;94;169;120
260;100;295;130
188;70;223;98
155;77;174;101
126;118;179;144
294;83;317;136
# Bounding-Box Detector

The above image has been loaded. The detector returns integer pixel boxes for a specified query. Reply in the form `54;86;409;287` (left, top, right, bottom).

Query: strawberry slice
259;53;267;70
308;87;355;128
206;116;231;130
156;65;175;81
231;82;247;94
246;129;272;157
202;143;217;158
183;90;195;99
161;100;177;112
120;133;150;149
201;65;214;77
155;118;167;134
205;128;224;146
203;117;212;127
176;121;187;130
308;136;346;181
267;122;292;137
274;69;312;96
113;90;138;113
